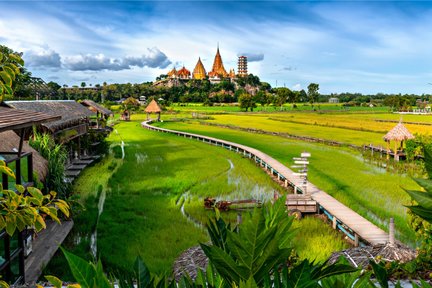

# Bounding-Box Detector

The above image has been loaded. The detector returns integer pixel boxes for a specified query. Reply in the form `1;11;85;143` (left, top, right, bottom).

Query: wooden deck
24;219;74;283
142;121;390;246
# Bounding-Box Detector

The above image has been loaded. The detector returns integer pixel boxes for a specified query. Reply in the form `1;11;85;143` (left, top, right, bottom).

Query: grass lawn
44;115;348;280
156;120;420;245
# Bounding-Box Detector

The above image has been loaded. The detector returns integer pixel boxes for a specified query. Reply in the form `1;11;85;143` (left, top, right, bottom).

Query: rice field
156;120;420;244
44;115;348;280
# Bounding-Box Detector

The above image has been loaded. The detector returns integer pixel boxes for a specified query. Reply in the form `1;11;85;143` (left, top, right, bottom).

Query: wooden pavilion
0;105;59;284
383;121;414;161
145;99;162;121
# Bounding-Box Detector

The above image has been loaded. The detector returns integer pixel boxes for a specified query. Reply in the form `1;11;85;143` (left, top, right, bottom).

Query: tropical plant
29;129;70;198
0;47;23;102
0;160;70;236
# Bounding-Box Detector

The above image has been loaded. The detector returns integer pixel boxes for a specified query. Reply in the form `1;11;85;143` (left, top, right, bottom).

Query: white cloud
25;48;61;69
63;48;171;71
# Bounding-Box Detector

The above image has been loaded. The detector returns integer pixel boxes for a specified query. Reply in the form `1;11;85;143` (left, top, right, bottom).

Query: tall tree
307;83;320;106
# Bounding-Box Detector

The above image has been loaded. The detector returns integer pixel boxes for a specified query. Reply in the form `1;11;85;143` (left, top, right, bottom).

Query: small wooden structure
120;109;130;121
80;99;113;129
286;194;317;219
383;121;414;161
145;99;162;121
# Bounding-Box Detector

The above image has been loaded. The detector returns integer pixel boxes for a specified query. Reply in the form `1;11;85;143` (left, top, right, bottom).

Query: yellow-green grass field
156;120;420;245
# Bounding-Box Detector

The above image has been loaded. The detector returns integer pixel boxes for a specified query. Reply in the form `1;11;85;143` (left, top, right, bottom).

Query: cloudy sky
1;1;432;94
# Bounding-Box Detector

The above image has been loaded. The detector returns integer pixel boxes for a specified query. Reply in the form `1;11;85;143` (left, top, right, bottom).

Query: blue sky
1;1;432;94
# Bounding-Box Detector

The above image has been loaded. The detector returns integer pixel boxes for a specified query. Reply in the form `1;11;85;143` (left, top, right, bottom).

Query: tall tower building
237;56;248;77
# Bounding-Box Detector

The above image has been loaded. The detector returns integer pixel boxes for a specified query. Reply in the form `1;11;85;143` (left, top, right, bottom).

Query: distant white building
329;97;339;103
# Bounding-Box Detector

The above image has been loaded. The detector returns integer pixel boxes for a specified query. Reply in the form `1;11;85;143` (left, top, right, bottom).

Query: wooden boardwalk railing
142;121;390;246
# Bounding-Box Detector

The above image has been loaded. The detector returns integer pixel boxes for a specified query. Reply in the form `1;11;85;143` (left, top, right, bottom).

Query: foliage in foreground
40;199;431;287
405;146;432;273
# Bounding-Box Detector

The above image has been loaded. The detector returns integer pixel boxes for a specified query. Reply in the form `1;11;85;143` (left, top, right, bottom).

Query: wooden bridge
142;121;390;246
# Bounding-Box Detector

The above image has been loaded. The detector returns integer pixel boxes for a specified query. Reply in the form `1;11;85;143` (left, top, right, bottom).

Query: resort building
237;56;248;77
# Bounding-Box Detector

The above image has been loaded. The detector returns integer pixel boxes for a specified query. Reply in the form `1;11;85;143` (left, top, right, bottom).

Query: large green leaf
134;256;151;288
405;189;432;209
424;146;432;179
412;178;432;194
0;71;12;87
405;205;432;222
62;248;97;288
369;261;388;288
285;260;319;288
201;243;247;284
8;53;24;66
45;275;63;288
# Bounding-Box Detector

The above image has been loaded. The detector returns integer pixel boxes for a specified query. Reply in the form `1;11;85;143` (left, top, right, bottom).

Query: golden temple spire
193;57;207;80
209;45;228;78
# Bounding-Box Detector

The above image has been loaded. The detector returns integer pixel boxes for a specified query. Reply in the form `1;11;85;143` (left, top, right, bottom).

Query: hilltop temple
166;46;248;82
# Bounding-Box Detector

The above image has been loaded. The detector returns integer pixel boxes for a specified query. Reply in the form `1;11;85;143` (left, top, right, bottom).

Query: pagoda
177;66;191;79
208;46;228;78
193;57;207;80
167;67;178;78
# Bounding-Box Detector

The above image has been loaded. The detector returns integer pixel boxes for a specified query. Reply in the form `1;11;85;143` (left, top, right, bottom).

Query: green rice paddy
156;120;420;244
45;115;349;279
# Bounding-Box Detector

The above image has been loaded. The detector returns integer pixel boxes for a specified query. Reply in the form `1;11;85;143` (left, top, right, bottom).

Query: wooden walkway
142;121;390;246
24;219;74;283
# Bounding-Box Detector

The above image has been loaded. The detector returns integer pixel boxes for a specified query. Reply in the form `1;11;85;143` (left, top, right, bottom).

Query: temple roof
167;67;178;77
193;57;207;80
209;47;228;77
177;66;191;77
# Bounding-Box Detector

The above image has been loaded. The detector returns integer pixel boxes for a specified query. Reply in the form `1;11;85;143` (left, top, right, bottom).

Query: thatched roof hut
383;122;414;142
383;121;414;161
328;243;416;268
145;99;162;121
0;131;48;181
81;100;113;116
145;99;162;113
5;100;95;133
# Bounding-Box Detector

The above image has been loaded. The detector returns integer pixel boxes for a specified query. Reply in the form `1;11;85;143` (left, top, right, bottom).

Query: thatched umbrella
383;121;414;160
0;131;48;182
144;99;162;121
329;218;416;267
173;245;208;282
328;243;416;268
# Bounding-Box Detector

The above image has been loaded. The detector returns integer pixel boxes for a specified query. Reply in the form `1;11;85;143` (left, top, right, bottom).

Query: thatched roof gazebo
145;99;162;121
383;121;414;161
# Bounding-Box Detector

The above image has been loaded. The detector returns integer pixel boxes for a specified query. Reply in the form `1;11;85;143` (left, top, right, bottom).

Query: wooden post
389;218;395;246
354;233;359;247
294;186;298;194
332;216;337;229
394;141;399;162
386;141;390;160
284;179;288;187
